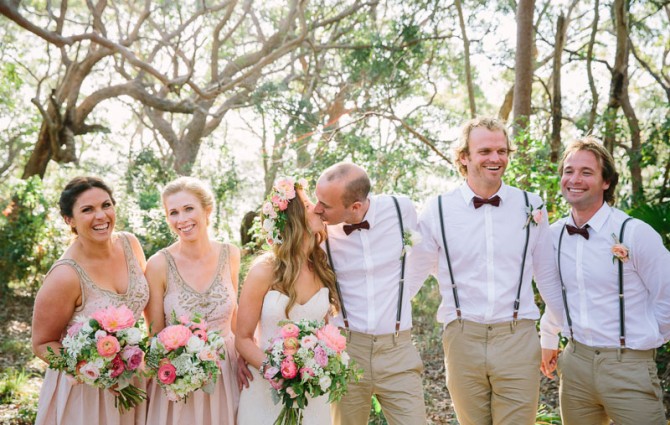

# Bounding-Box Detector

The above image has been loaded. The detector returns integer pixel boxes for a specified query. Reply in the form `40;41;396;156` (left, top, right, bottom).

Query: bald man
314;162;426;425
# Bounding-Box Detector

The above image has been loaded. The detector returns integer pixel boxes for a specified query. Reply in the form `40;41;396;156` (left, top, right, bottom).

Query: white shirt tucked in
325;195;421;335
409;183;563;325
540;203;670;350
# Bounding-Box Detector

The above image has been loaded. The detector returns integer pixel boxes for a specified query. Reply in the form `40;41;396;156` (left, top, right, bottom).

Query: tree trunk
455;0;476;118
586;0;600;133
512;0;535;141
603;0;628;154
550;14;567;163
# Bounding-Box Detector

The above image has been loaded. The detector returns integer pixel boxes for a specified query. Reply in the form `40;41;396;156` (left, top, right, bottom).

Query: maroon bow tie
566;224;590;239
473;195;501;209
343;220;370;235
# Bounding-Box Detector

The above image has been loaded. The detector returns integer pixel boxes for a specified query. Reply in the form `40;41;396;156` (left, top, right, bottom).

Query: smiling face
561;149;610;212
164;190;212;240
65;187;116;241
460;127;509;196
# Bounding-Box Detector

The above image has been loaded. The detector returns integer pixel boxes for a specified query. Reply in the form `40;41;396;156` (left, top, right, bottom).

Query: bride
236;177;340;424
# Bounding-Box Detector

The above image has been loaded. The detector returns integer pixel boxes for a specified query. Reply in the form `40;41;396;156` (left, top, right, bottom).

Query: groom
313;162;426;425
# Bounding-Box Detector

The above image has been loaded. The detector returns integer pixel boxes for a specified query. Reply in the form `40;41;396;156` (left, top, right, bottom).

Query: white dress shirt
409;183;563;325
540;203;670;350
325;195;421;335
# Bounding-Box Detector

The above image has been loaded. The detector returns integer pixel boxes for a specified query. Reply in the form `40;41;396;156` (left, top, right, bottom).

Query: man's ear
350;201;363;212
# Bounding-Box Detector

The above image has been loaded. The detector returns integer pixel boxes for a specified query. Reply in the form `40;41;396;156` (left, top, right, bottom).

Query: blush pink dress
146;243;240;425
35;232;150;425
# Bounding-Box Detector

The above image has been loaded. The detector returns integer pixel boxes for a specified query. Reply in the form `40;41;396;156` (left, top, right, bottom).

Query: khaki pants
557;340;666;425
442;319;541;425
331;329;426;425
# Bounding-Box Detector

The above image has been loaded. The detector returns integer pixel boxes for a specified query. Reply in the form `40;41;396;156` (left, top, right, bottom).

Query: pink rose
121;345;144;371
109;354;125;378
532;209;543;224
280;323;300;339
314;346;328;367
79;362;100;381
264;366;280;381
283;337;299;356
316;324;346;353
281;357;298;379
274;178;296;199
271;195;289;211
96;335;121;357
158;362;177;385
158;325;193;351
91;305;136;332
612;244;629;262
66;322;83;337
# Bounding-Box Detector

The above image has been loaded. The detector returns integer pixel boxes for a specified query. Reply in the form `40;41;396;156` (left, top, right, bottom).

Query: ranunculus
300;335;317;349
316;324;346;353
186;335;206;353
109;354;125;378
280;323;300;339
318;375;332;392
193;329;208;342
283;337;299;355
91;305;136;332
96;335;121;357
66;322;83;337
158;325;193;351
314;346;328;367
264;366;280;381
79;362;100;381
158;363;177;385
281;357;298;379
121;345;144;371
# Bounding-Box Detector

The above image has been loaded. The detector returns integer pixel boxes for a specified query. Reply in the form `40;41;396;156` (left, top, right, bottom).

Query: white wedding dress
237;287;332;425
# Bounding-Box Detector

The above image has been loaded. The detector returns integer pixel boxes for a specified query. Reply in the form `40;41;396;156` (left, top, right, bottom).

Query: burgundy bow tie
566;224;590;239
473;195;501;209
343;220;370;235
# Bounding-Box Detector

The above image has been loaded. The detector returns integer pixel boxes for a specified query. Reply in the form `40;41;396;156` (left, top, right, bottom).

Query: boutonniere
611;233;630;263
523;203;544;229
401;229;422;259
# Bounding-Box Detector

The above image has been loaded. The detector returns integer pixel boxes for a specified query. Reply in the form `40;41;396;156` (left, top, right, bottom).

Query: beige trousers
442;319;541;425
557;340;666;425
331;329;426;425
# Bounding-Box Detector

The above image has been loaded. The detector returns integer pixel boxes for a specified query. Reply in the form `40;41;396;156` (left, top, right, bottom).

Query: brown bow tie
343;220;370;235
473;195;501;209
566;224;589;239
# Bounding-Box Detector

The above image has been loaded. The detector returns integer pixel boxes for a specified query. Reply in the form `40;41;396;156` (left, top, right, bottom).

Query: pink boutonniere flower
611;233;630;263
524;203;544;229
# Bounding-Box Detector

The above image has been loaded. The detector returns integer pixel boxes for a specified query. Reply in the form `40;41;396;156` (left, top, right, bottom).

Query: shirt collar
459;182;508;207
567;202;611;233
360;195;377;227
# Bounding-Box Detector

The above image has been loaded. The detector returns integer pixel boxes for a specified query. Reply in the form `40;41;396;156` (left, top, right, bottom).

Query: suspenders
438;191;531;324
324;196;407;336
557;217;633;355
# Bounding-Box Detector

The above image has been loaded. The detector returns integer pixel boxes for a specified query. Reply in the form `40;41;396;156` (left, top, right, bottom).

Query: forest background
0;0;669;424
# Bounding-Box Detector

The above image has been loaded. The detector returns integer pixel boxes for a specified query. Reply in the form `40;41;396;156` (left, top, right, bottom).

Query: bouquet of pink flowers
146;312;226;402
262;319;362;424
47;305;148;412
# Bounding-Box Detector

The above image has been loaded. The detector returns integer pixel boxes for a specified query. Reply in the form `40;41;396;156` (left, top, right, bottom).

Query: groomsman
313;162;426;425
409;116;563;424
540;137;670;425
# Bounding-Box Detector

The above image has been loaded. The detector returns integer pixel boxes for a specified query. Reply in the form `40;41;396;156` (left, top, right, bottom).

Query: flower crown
258;176;309;246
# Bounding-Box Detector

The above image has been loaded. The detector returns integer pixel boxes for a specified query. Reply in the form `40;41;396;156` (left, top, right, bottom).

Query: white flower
318;375;332;392
81;321;93;334
301;335;318;349
341;351;350;367
94;330;107;340
263;218;275;232
186;335;206;354
121;327;142;345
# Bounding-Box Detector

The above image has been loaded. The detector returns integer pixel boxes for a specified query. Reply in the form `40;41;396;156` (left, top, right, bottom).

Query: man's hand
237;356;253;389
540;348;559;379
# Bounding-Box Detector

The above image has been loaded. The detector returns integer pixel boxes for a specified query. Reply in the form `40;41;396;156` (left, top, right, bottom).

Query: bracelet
259;358;270;375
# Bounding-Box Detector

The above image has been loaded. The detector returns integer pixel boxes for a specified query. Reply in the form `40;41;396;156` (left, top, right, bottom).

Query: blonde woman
145;177;241;424
236;177;339;424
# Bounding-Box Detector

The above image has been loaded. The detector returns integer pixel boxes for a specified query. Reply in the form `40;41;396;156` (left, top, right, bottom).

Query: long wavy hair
266;187;339;317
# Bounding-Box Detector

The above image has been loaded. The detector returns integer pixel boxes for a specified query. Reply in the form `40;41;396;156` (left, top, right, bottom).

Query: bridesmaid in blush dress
145;176;242;425
32;176;150;425
236;177;340;424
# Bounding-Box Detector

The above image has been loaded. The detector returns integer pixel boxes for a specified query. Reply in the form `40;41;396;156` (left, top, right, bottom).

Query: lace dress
35;232;150;425
237;287;332;425
146;243;240;425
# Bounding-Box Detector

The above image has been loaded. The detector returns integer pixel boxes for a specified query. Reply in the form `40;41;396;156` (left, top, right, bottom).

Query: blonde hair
263;187;339;317
454;117;514;176
161;176;215;213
